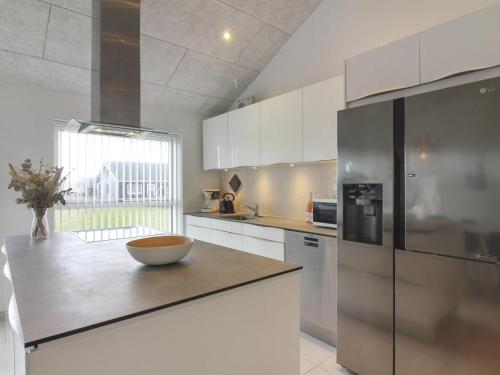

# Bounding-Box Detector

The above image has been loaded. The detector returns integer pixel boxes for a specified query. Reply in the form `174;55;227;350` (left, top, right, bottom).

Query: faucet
244;203;259;217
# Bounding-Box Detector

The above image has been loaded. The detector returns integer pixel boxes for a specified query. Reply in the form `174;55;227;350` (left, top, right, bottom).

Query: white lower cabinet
211;230;242;251
186;215;211;228
210;219;242;235
184;216;285;260
241;224;284;243
241;236;284;261
186;225;211;242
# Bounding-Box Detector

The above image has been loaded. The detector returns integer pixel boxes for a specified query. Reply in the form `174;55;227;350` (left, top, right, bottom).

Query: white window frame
53;120;183;239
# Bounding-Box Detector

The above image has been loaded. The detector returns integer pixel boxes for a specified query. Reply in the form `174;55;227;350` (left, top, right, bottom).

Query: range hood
68;0;142;136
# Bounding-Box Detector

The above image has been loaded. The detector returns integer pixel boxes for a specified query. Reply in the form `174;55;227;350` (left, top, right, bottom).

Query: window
54;122;182;241
147;183;157;197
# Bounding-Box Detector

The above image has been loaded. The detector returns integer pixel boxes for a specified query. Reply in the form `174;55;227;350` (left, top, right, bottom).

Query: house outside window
54;122;182;241
147;183;157;198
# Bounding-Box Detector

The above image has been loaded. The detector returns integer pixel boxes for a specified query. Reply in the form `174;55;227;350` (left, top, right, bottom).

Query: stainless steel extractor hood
92;0;141;127
65;0;142;135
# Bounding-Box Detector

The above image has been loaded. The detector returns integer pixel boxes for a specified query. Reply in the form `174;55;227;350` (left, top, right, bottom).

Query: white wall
142;106;220;212
236;0;500;102
0;82;89;237
0;82;218;238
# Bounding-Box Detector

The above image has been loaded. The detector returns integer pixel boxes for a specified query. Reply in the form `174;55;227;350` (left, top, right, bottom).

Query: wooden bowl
126;236;194;266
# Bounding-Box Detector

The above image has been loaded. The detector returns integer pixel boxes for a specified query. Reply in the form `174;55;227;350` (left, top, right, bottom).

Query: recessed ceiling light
289;163;295;167
223;31;232;41
95;128;102;132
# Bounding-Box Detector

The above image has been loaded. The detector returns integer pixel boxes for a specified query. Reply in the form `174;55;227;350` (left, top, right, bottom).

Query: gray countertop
3;233;301;348
185;212;338;238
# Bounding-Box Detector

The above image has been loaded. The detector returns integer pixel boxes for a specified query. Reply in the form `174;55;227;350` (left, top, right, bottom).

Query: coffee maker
201;189;221;212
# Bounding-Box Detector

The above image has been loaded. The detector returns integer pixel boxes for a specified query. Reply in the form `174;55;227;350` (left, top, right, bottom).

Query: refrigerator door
337;101;394;375
396;249;500;375
405;77;500;263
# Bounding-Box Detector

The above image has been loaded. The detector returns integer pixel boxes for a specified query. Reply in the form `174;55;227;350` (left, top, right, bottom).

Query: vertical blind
54;123;182;241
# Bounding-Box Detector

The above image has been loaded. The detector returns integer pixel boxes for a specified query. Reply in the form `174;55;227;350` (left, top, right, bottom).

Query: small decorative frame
228;174;242;193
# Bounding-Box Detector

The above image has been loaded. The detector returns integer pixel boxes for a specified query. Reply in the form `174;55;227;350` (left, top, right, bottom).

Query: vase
31;207;49;240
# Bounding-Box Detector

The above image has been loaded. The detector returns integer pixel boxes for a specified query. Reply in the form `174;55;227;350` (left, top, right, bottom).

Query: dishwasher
285;230;337;346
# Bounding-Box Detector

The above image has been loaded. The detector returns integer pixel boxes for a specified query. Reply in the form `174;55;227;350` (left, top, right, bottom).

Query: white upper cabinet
346;34;420;102
420;5;500;84
260;89;303;165
227;104;260;168
203;113;228;170
303;76;345;162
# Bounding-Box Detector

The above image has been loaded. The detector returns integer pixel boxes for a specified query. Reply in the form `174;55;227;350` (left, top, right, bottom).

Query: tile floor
300;332;353;375
0;313;351;375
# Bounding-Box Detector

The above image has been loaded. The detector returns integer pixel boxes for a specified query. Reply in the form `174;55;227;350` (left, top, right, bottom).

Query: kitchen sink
222;215;257;221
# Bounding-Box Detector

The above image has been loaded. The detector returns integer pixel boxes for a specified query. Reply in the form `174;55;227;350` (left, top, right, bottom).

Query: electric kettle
220;193;235;214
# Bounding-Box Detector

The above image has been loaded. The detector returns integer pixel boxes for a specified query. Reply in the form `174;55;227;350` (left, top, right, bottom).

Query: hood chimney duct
92;0;141;127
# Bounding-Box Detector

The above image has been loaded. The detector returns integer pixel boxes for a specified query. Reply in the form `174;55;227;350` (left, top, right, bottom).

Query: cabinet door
203;113;228;170
186;215;211;228
14;329;25;375
186;225;211;242
346;34;420;102
303;76;345;162
1;248;6;312
210;230;242;250
241;224;284;243
3;261;15;375
420;4;500;84
210;219;242;234
228;104;260;167
260;89;302;165
241;236;285;261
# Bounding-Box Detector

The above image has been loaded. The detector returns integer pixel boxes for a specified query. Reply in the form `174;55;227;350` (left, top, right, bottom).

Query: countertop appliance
312;198;337;228
337;76;500;375
285;231;337;346
201;189;220;213
219;193;235;214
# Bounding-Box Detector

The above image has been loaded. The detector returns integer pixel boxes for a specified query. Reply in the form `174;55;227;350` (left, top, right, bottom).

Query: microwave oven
312;198;337;228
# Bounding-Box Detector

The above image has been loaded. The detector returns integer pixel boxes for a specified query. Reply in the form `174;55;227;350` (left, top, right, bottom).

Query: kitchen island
1;233;301;375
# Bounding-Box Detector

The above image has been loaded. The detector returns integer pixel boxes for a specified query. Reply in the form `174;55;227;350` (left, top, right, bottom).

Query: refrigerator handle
394;98;406;250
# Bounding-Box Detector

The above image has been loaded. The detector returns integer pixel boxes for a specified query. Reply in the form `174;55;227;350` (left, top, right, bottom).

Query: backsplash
220;162;337;220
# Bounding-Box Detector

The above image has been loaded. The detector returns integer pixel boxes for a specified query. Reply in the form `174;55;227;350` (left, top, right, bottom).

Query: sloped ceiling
0;0;323;116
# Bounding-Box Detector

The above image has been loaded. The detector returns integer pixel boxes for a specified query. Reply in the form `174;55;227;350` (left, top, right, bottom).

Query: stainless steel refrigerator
337;77;500;375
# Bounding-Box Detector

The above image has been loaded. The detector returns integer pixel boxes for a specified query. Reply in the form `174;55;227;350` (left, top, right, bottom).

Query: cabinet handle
304;236;318;242
304;241;319;248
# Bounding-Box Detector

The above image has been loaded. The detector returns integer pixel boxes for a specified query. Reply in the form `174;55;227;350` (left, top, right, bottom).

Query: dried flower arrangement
8;159;71;239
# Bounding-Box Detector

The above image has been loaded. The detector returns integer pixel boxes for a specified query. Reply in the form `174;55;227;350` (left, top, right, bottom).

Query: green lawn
54;206;171;232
